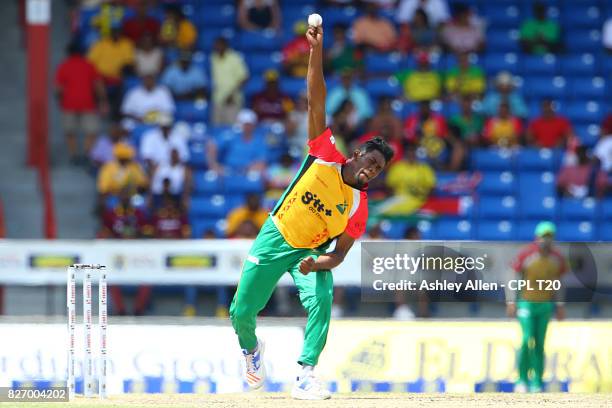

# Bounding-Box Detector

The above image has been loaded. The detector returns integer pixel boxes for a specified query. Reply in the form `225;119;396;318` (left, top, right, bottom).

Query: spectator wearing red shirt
251;69;294;123
282;22;310;77
151;193;190;238
405;101;465;170
557;146;608;198
527;99;574;148
55;42;108;164
122;0;160;45
601;113;612;136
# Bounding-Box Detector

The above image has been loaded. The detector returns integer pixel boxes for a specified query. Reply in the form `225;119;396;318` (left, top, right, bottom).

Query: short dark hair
361;137;394;165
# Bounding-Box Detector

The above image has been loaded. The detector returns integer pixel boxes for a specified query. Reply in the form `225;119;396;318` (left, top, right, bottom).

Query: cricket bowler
507;221;567;393
229;17;394;400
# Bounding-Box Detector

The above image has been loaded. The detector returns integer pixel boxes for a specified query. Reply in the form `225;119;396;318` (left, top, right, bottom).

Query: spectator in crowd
604;17;612;53
150;149;192;209
519;2;561;55
285;91;309;154
526;99;574;148
445;52;485;99
408;9;438;53
150;192;191;239
602;113;612;136
264;153;299;205
89;122;128;171
396;52;442;102
140;114;190;172
215;109;267;174
378;142;436;217
481;71;528;119
121;73;175;126
440;3;485;54
55;41;108;165
161;51;208;101
281;22;310;78
251;69;294;124
87;27;134;116
405;101;464;170
449;96;484;146
330;100;359;148
594;130;612;175
225;193;268;238
211;37;249;125
121;0;160;45
159;4;198;50
396;0;450;27
367;97;403;145
134;32;163;77
557;146;608;198
351;3;398;52
326;69;373;125
325;24;363;75
237;0;281;32
97;143;148;198
483;101;523;147
89;0;125;39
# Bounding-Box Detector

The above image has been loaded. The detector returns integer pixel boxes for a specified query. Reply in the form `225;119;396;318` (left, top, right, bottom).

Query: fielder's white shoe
291;371;331;400
242;339;266;389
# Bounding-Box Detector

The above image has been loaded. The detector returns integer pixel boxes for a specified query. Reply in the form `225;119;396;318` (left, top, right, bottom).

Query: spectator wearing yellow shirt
395;52;441;102
211;37;249;125
159;5;197;50
378;143;436;216
88;27;135;85
445;52;485;99
225;193;269;238
483;102;523;147
97;143;148;197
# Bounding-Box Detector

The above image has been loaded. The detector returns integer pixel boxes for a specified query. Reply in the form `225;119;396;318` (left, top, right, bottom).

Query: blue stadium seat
483;53;518;75
518;194;557;220
559;198;598;221
523;76;567;100
559;54;597;76
561;5;602;29
518;171;556;196
470;149;515;171
573;124;600;147
243;77;265;99
282;5;315;31
130;124;156;150
557;221;596;241
322;6;360;26
365;53;401;74
569;77;606;101
192;171;222;195
175;100;208;123
476;221;517;241
279;77;307;98
197;4;235;28
517;221;540;241
190;195;230;218
477;172;517;195
190;218;219;238
364;77;401;99
478;196;518;220
516;149;562;171
600;199;612;223
246;52;282;75
379;220;408;239
487;29;520;52
563;101;603;124
600;222;612;241
520;55;558;76
565;29;601;53
196;28;235;51
236;31;283;52
188;142;209;170
223;173;264;194
434;219;473;240
483;5;521;28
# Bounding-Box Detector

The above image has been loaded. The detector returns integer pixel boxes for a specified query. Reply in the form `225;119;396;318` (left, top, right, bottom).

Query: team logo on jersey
302;191;332;217
336;201;348;214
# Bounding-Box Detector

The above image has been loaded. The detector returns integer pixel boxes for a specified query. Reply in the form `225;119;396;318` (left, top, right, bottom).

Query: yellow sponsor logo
165;255;216;269
29;255;79;268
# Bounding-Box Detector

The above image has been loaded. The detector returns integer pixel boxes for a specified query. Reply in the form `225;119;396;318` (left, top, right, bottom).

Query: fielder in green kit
228;18;394;400
507;221;567;393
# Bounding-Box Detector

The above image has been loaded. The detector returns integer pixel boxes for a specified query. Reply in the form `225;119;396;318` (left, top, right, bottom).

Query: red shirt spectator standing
251;69;294;123
55;41;108;164
122;1;160;45
151;194;190;238
527;99;574;148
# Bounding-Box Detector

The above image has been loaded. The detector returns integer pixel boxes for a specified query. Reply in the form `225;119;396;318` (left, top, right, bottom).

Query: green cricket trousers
229;217;333;366
517;300;554;387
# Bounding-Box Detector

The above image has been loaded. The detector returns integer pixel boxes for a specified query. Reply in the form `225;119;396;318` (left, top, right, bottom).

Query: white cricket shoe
242;339;266;389
291;371;331;400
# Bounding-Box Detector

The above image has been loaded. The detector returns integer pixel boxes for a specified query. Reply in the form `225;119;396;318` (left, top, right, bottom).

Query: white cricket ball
308;13;323;27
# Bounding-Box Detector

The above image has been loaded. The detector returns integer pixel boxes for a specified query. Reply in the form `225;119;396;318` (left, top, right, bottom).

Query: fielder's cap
237;109;257;125
113;143;135;160
535;221;556;237
263;69;279;81
496;71;514;86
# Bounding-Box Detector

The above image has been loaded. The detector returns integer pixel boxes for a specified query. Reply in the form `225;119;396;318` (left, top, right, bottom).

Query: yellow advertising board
317;321;612;392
